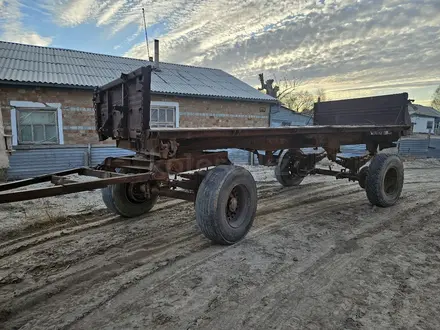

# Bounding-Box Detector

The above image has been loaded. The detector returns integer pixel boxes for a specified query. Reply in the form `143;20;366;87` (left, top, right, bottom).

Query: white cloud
0;0;52;46
41;0;98;26
96;0;127;26
12;0;440;103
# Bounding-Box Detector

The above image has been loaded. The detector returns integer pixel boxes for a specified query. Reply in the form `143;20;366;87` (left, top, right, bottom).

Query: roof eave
0;79;96;90
411;112;440;119
0;80;278;104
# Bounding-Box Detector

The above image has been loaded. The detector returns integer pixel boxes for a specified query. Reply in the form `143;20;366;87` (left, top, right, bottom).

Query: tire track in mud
2;169;439;329
197;190;440;329
0;179;367;329
0;180;353;261
0;198;188;259
71;180;440;329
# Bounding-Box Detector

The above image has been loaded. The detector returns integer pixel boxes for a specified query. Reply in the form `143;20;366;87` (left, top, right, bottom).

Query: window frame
16;108;59;144
10;101;64;146
427;120;434;130
150;101;180;128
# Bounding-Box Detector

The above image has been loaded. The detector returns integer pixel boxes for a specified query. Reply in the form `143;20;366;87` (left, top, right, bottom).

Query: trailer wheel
275;149;305;187
195;165;257;245
358;166;369;189
366;154;404;207
101;181;158;218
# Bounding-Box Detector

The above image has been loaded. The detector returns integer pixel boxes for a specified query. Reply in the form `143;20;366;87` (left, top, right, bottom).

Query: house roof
271;104;312;119
409;103;440;118
0;41;276;103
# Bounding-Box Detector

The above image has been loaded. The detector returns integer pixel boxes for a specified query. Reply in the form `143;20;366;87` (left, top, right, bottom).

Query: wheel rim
282;158;301;179
126;182;148;203
383;167;398;196
226;185;248;228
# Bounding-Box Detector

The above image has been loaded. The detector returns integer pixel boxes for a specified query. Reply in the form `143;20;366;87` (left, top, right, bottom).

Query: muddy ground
1;159;440;329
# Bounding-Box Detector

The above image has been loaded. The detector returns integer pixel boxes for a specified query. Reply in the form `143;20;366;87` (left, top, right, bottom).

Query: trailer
0;66;412;244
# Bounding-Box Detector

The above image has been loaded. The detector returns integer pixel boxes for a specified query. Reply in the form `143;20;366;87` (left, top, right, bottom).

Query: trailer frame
0;66;412;245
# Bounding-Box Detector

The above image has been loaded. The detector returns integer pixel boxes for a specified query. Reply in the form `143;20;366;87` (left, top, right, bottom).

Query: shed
408;104;440;134
270;104;312;127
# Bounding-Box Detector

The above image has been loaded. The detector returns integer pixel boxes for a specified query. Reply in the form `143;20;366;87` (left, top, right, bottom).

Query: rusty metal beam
79;168;125;178
51;175;77;185
157;151;230;173
0;168;83;192
157;189;194;202
148;125;409;140
103;152;230;174
0;173;155;204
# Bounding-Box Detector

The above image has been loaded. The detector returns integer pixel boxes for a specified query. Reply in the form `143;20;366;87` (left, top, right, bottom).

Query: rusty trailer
0;66;412;245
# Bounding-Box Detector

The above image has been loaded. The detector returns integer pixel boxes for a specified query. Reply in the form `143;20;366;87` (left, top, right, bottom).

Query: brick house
0;41;276;180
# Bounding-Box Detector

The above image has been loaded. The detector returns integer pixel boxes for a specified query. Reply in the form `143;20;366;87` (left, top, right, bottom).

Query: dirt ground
1;158;440;330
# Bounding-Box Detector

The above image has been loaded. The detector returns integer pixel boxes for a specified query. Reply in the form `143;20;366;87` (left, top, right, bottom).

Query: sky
0;0;439;105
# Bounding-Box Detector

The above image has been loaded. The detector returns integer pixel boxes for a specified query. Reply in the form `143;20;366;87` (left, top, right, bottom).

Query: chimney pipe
154;39;160;70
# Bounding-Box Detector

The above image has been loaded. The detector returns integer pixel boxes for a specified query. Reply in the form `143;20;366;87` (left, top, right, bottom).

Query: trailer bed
0;65;413;245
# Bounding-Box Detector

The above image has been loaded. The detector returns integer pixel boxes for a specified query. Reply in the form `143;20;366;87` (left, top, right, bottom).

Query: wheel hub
228;196;238;212
126;182;148;203
226;187;243;226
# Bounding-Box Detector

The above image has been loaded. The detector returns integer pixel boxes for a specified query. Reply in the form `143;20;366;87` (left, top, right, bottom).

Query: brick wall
151;95;270;128
0;85;107;145
0;85;270;145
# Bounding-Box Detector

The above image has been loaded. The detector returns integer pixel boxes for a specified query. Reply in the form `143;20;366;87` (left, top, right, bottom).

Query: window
427;121;433;130
150;102;179;128
10;101;64;146
17;110;59;144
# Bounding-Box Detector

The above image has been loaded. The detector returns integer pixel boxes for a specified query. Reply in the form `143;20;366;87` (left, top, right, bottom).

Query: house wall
270;106;312;127
411;115;436;134
0;107;8;179
0;85;270;146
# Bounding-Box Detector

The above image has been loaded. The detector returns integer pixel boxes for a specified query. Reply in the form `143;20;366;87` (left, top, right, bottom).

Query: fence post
83;144;92;167
249;151;254;166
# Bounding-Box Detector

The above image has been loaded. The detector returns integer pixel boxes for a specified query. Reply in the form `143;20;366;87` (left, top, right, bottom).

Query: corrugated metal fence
398;136;440;158
8;145;135;180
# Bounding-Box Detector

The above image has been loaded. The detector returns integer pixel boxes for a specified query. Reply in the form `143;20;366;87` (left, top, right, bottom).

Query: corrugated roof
0;41;276;103
409;104;440;118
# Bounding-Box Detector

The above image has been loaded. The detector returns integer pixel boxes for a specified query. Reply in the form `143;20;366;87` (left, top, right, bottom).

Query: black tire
195;165;257;245
366;154;404;207
358;166;369;189
101;182;158;218
275;149;305;187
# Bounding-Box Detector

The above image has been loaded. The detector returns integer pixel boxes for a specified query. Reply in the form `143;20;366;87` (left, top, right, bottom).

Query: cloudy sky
1;0;439;104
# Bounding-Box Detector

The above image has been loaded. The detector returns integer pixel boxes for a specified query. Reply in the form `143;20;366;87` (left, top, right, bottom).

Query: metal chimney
154;39;160;70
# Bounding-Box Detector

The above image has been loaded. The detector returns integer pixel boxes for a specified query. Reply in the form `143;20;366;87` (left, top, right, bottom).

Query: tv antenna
142;8;151;59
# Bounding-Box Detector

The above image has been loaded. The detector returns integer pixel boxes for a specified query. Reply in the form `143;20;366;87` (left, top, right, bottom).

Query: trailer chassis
0;66;411;245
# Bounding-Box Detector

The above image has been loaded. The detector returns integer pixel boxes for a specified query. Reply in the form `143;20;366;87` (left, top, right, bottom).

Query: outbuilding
408;103;440;134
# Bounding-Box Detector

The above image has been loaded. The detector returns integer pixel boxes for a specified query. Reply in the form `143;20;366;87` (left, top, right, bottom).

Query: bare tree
432;85;440;111
258;73;301;100
283;90;315;112
258;73;324;113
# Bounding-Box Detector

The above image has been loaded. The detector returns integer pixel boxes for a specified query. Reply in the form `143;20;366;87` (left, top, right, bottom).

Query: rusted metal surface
0;168;84;192
51;175;77;185
153;188;195;202
94;65;411;158
0;66;414;205
314;93;412;126
0;172;157;204
102;152;230;174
